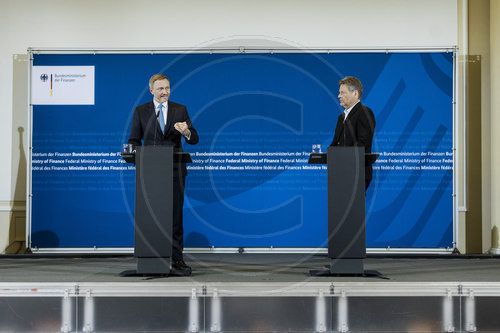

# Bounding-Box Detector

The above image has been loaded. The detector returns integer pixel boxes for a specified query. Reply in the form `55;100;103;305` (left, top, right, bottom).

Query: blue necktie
158;104;165;134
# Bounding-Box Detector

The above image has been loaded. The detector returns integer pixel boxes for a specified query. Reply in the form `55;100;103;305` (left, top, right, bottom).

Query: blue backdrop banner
31;51;454;249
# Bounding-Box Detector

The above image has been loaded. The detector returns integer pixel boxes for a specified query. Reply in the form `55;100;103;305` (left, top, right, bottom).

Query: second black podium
309;146;379;276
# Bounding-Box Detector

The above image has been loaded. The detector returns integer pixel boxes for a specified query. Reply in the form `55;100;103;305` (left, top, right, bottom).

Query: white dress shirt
343;101;359;122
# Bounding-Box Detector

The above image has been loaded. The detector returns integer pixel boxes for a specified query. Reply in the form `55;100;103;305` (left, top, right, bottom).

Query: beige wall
473;0;492;253
455;0;500;254
465;0;491;253
464;0;500;254
0;202;26;254
490;0;500;253
456;0;467;253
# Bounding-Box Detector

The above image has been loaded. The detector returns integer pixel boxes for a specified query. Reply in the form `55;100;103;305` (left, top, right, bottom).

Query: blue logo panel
31;52;453;249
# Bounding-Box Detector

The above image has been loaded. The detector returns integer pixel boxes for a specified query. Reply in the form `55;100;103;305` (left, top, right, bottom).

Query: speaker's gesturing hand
174;121;190;137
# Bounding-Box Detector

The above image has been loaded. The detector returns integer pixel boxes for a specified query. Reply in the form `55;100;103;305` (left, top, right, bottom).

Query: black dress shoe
171;260;192;276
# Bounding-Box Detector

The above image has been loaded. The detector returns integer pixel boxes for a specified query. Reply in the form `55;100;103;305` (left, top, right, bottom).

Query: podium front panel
327;146;366;259
134;146;173;258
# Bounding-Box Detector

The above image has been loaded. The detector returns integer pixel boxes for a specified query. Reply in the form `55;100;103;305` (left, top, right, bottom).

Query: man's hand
174;121;191;137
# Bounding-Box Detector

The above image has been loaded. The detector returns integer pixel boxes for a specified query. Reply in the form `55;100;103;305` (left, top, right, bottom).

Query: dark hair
149;74;170;89
339;76;363;99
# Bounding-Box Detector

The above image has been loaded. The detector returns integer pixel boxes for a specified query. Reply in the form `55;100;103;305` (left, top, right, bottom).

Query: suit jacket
330;101;376;180
128;100;199;175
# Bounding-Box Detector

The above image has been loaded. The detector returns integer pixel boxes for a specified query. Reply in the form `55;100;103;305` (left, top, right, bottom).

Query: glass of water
312;144;322;153
122;143;134;153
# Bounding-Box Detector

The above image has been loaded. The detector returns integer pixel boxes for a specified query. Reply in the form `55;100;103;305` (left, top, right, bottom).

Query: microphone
154;109;160;146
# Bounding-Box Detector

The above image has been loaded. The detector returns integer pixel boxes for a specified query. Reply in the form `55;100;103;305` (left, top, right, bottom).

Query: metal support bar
83;290;94;333
337;290;348;333
188;288;199;332
61;289;73;333
210;288;221;332
315;289;326;332
443;289;455;332
465;289;476;332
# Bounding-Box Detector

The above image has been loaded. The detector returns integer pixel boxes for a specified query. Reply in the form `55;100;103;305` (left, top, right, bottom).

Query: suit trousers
172;169;186;261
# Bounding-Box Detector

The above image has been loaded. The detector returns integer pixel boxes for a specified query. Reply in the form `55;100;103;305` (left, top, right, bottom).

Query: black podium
121;146;191;276
309;147;379;276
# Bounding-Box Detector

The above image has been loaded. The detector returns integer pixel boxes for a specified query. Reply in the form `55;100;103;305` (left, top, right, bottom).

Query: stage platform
2;253;500;283
1;254;500;332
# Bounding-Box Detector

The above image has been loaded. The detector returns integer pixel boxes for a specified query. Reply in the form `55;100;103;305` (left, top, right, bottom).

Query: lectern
121;146;191;276
309;146;378;276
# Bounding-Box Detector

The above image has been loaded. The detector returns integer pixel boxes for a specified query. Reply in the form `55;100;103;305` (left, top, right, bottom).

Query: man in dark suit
330;76;376;190
128;74;199;274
